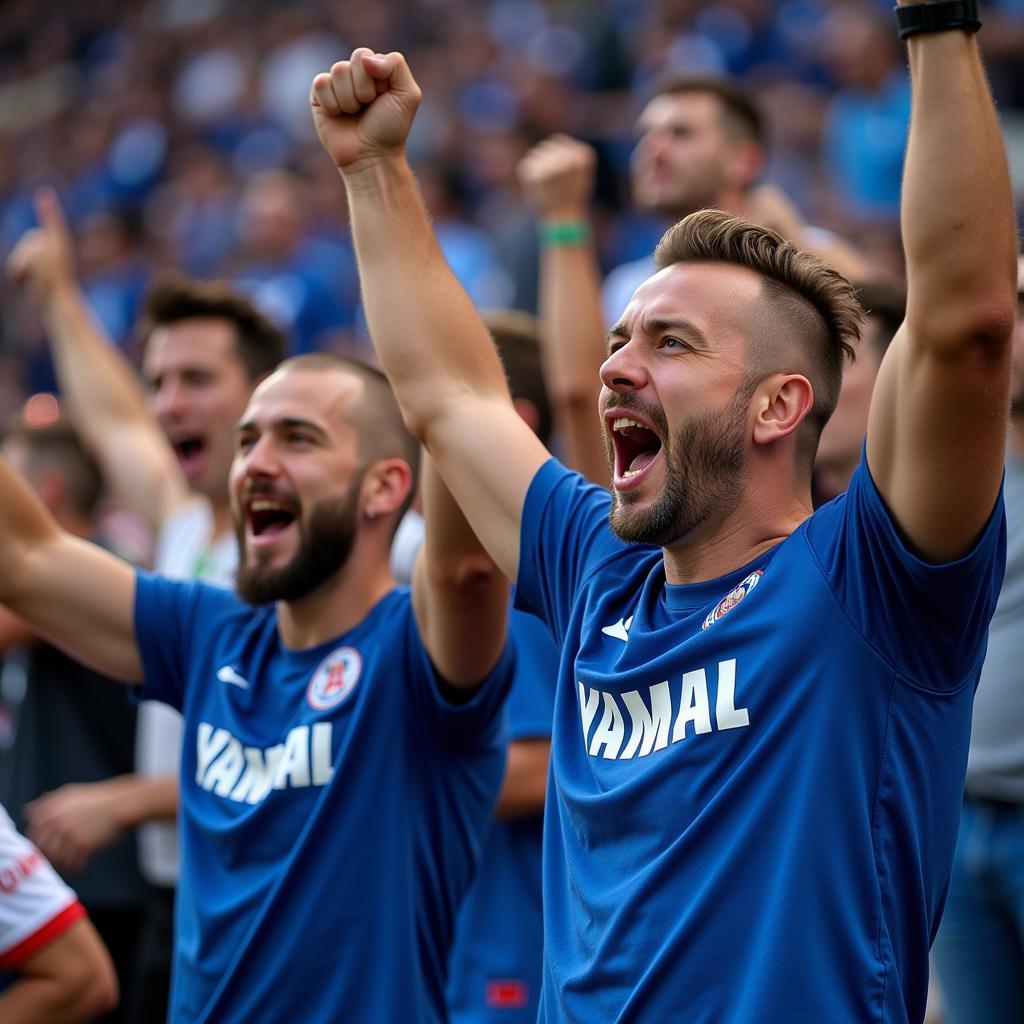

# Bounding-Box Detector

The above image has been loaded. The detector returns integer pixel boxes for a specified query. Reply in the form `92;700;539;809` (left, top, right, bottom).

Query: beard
606;386;750;548
234;471;364;605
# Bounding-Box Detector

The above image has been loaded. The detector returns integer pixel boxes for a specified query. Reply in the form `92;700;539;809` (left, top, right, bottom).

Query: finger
349;46;379;105
33;186;70;243
329;60;363;116
311;72;342;117
362;50;416;96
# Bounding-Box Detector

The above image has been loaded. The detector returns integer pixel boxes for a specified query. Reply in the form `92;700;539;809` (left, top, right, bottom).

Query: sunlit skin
230;368;363;583
631;93;754;219
143;318;254;506
599;262;815;583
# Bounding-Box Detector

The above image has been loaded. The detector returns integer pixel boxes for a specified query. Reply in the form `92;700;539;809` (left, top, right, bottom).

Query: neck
274;541;396;650
660;469;813;586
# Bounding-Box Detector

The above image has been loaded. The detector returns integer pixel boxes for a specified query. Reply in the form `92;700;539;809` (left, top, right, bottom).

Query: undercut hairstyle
482;310;554;446
654;209;864;471
854;280;906;358
277;353;421;523
650;75;766;148
140;273;285;383
5;421;103;519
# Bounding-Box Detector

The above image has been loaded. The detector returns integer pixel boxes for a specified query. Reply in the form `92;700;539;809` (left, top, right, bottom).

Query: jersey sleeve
0;808;85;970
403;598;516;754
505;608;558;742
133;571;234;710
515;459;624;642
805;448;1007;691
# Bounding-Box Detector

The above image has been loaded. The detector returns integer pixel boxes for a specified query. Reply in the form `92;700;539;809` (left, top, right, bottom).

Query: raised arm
0;455;141;682
518;135;608;484
412;452;508;689
311;49;549;580
7;190;189;531
866;6;1018;562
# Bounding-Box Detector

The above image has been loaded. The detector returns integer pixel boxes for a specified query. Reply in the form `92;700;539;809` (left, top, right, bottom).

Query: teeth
612;418;643;431
250;500;286;512
622;469;642;479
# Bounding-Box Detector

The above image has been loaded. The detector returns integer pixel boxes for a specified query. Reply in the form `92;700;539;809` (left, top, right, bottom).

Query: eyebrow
605;317;709;352
236;417;330;440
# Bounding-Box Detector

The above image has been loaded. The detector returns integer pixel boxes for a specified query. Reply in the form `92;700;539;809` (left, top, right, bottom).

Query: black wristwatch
894;0;982;39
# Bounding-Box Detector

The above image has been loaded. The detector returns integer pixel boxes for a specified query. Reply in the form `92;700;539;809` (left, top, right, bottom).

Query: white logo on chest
577;659;750;761
195;722;335;804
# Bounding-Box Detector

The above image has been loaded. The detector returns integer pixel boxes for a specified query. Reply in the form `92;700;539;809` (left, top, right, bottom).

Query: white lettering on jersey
577;659;750;761
196;722;336;804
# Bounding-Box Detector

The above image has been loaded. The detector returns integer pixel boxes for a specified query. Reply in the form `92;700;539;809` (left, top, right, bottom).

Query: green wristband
540;220;590;247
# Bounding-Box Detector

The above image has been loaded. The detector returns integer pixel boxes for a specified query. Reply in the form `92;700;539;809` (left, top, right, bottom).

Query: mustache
604;393;668;438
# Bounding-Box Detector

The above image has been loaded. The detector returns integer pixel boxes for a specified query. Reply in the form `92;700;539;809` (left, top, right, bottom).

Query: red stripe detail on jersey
0;901;86;969
485;979;529;1008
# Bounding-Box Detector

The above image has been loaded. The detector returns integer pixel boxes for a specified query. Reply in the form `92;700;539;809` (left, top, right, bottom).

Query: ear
751;374;814;447
725;138;764;191
360;458;413;523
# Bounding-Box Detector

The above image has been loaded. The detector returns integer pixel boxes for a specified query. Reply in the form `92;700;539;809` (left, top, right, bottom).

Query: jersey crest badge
702;570;763;631
307;646;362;711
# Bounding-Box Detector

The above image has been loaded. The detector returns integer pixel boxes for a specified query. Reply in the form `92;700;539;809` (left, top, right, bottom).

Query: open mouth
171;436;207;473
609;416;663;484
246;499;297;540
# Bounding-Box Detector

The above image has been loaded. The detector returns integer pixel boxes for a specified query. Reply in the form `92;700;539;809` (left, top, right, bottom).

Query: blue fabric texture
515;454;1006;1024
447;607;559;1024
133;578;512;1024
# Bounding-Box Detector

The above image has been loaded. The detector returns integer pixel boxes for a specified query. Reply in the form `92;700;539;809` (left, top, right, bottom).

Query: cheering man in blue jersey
311;2;1018;1020
0;354;515;1023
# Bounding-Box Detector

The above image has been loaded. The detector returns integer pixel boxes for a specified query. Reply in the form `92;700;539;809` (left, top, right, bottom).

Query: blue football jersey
447;607;559;1023
515;455;1006;1024
133;577;512;1024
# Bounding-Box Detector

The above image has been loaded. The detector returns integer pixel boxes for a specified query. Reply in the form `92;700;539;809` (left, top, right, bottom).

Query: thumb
33;187;72;245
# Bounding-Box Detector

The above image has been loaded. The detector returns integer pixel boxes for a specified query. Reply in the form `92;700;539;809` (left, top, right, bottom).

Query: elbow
909;300;1016;361
60;953;119;1023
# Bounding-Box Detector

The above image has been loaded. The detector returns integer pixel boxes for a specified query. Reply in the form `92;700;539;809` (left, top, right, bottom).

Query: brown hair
482;310;553;446
5;421;103;518
140;273;286;383
654;209;864;468
650;75;766;149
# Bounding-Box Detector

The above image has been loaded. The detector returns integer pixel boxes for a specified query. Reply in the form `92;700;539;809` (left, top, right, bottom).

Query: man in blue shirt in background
0;353;515;1023
313;1;1018;1019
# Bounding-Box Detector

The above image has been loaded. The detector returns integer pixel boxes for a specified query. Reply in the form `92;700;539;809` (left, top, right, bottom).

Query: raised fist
311;48;421;175
7;187;77;303
517;135;597;222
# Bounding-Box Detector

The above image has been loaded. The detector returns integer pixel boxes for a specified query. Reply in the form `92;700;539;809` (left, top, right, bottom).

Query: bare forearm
0;459;60;603
538;239;608;483
343;157;512;440
43;282;151;435
109;774;179;826
494;739;549;820
901;18;1017;340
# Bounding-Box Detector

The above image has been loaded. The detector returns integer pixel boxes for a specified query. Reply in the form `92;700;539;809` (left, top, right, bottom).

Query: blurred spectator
0;420;143;1023
818;3;910;225
814;279;905;503
930;256;1024;1024
0;801;119;1022
229;168;355;353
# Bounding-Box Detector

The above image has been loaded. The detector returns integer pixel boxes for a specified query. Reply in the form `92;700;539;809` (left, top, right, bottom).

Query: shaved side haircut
654;209;864;471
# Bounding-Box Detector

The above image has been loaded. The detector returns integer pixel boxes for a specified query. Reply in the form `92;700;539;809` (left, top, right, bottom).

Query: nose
238;434;282;482
153;378;188;422
599;341;647;395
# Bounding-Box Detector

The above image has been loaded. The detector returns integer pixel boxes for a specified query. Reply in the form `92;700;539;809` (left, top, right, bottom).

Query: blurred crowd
0;0;1022;418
